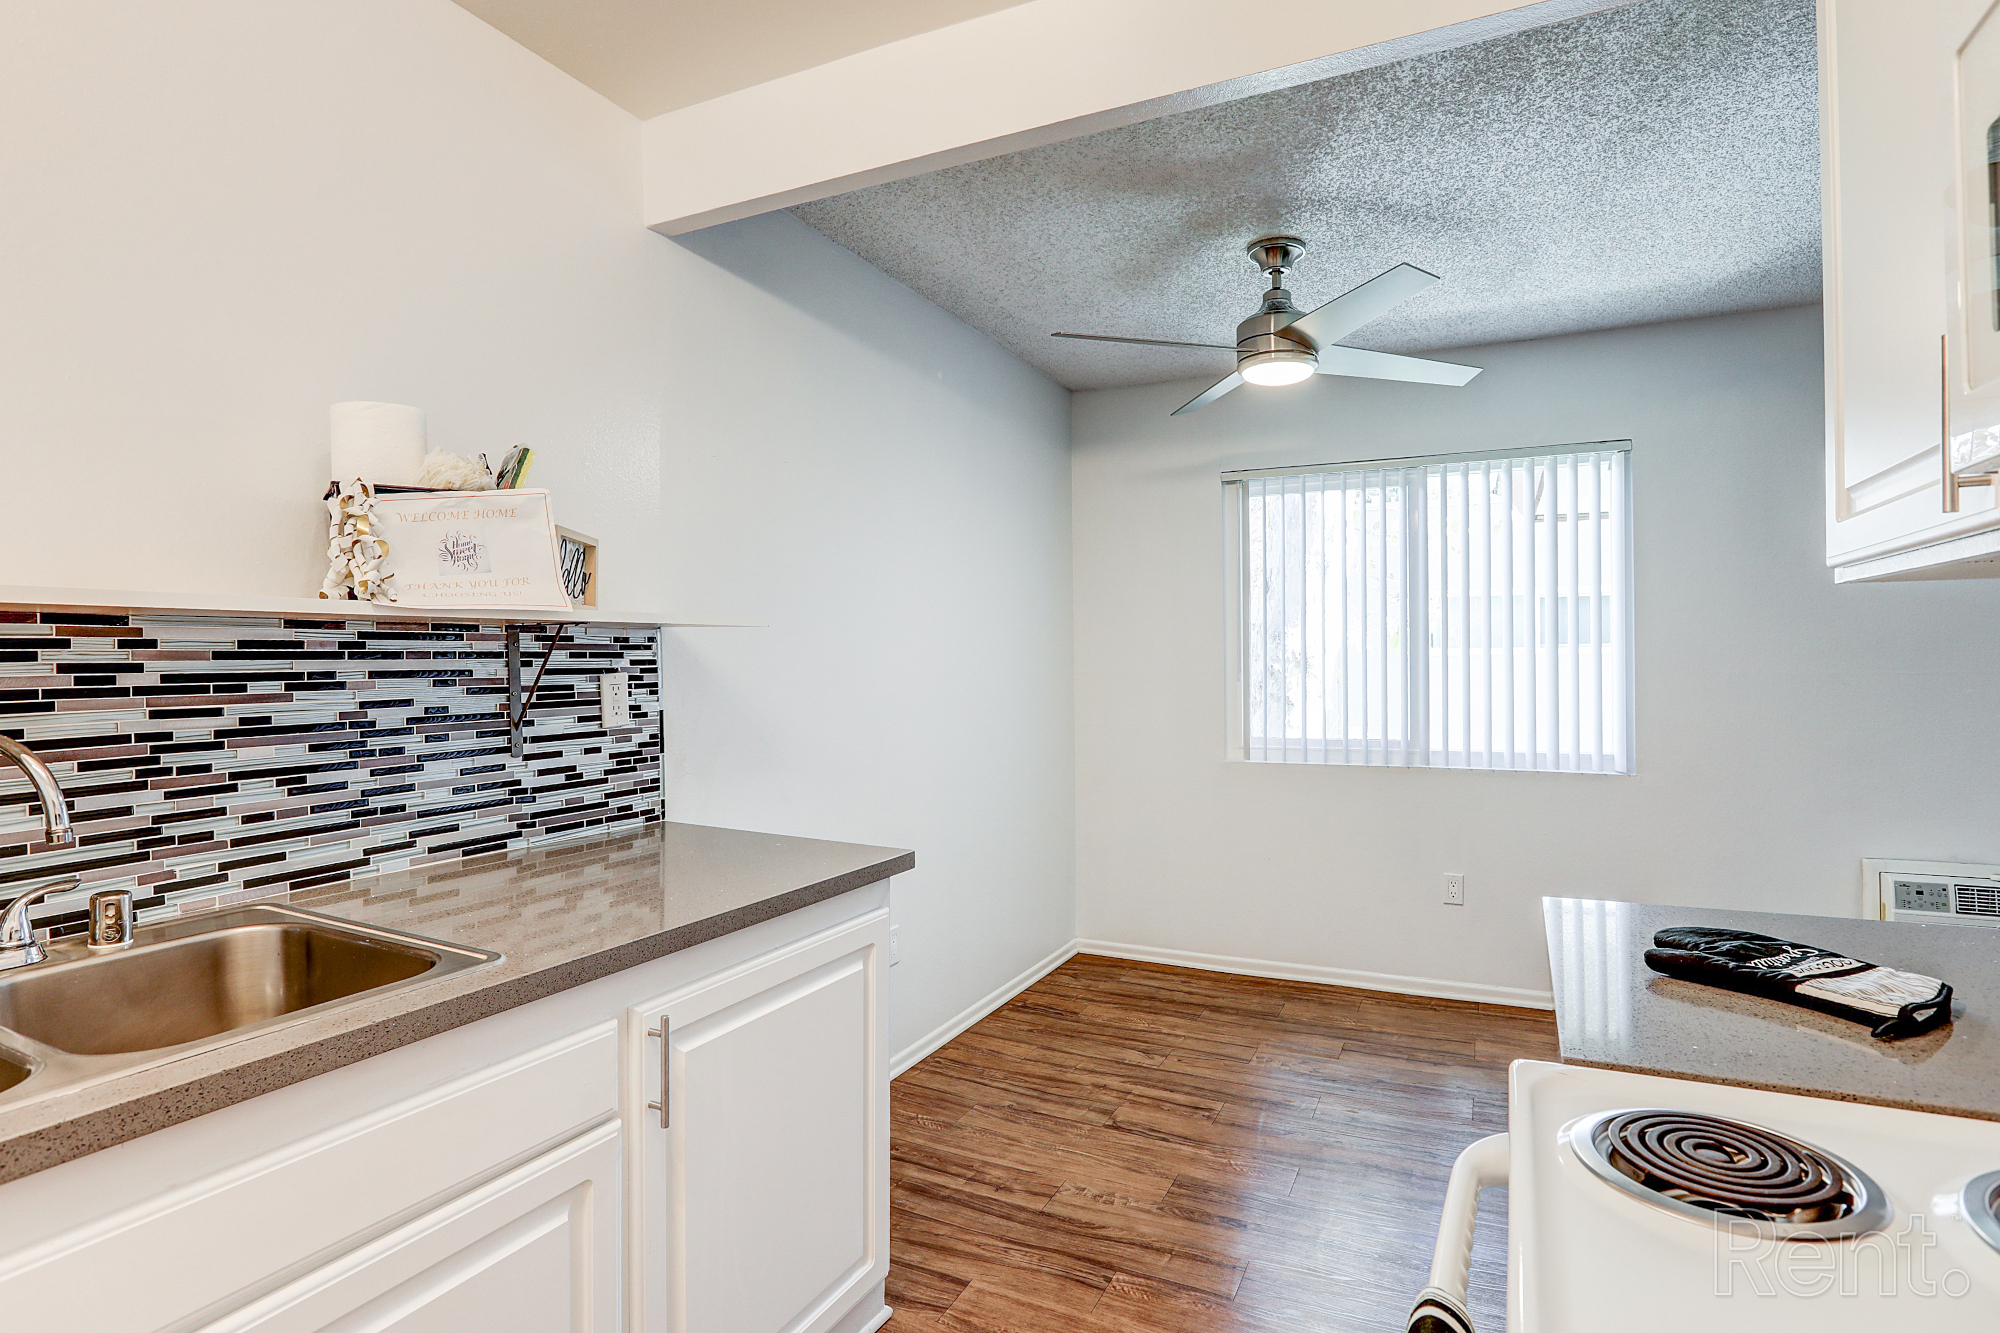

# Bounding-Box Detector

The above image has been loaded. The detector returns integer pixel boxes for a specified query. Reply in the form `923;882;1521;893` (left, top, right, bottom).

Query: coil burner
1566;1108;1892;1240
1960;1170;2000;1254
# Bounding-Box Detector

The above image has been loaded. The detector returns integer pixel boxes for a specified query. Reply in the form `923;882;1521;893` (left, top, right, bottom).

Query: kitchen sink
0;904;499;1103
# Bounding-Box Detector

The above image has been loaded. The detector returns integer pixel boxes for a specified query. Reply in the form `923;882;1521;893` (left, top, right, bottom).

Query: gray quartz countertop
0;821;912;1184
1545;896;2000;1120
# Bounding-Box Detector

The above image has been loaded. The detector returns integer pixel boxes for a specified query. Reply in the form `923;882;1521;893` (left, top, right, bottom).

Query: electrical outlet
889;926;901;965
599;672;631;728
1443;873;1466;906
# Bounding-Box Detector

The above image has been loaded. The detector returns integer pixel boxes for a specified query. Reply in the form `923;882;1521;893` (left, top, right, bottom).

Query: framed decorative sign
371;488;573;612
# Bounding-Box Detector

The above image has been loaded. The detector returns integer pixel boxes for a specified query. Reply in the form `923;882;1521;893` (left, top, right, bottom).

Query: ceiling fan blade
1053;332;1238;351
1172;370;1245;415
1313;345;1482;386
1284;263;1441;349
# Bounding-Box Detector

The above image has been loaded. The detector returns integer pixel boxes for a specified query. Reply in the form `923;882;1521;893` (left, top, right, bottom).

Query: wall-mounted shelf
0;585;756;629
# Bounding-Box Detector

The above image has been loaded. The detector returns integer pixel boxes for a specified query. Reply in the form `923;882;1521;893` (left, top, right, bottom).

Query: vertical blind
1230;444;1632;773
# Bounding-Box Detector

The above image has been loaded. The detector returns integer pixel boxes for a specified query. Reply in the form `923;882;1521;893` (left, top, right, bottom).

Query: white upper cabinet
1823;0;2000;580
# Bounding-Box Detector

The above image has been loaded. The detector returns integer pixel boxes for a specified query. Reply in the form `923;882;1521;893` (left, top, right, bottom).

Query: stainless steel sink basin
0;1049;29;1096
0;904;499;1105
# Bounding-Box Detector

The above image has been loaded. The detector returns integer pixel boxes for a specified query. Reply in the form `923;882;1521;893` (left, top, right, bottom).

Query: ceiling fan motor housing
1237;235;1316;377
1236;307;1313;356
1236;320;1317;385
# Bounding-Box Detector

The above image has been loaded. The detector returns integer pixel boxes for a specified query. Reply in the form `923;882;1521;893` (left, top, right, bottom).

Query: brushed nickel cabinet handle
646;1023;668;1128
1944;334;1994;512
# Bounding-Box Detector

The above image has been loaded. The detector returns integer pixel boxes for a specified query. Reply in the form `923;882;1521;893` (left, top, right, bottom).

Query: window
1225;443;1633;773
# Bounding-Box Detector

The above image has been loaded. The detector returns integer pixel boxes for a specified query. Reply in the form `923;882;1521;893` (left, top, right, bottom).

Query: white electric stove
1411;1060;2000;1332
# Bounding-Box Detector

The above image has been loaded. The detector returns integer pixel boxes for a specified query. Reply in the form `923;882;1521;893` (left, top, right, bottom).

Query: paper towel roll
330;401;426;486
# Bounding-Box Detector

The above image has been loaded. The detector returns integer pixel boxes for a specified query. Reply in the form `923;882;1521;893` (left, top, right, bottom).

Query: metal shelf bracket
505;622;574;759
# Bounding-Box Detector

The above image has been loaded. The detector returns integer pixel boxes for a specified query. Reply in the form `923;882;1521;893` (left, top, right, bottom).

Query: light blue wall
1071;305;2000;999
657;212;1077;1058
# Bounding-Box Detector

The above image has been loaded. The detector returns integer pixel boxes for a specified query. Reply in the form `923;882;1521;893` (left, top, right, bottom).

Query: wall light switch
1443;873;1466;906
889;926;902;965
599;672;631;728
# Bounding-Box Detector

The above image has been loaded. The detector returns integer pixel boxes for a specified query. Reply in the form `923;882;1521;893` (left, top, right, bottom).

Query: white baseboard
1074;939;1554;1010
890;938;1551;1080
891;937;1080;1077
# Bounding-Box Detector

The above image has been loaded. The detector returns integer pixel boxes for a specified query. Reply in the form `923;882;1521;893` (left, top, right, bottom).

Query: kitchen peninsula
0;822;908;1333
1544;896;2000;1120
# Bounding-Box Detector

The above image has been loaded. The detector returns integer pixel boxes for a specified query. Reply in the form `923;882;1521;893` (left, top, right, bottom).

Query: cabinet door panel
316;1199;577;1333
198;1119;619;1333
631;909;888;1333
0;1023;617;1333
1823;0;1956;559
1821;0;2000;575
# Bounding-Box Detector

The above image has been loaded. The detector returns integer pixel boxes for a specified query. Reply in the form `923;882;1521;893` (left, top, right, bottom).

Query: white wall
0;0;667;597
1072;305;2000;1002
656;212;1076;1061
0;0;1075;1058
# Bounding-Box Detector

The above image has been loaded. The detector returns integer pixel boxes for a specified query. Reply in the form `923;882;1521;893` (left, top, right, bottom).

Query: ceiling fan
1053;236;1482;415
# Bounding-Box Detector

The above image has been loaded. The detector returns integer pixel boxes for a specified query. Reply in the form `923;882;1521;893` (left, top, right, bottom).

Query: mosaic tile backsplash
0;612;661;940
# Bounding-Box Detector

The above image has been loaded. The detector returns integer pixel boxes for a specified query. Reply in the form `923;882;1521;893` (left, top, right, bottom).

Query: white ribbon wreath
319;479;399;603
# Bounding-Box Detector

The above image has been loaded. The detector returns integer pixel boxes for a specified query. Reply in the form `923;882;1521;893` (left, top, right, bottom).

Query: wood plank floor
884;953;1559;1332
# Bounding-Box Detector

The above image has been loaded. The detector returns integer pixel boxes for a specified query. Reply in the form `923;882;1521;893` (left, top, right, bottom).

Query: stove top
1509;1061;2000;1332
1567;1107;1892;1239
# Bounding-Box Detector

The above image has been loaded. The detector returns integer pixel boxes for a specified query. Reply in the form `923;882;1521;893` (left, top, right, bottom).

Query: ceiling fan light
1239;348;1317;387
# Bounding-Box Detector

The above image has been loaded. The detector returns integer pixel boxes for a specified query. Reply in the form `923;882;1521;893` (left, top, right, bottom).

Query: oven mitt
1644;927;1952;1040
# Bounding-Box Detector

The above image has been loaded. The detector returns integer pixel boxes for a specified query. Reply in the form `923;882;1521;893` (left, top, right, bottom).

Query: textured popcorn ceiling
790;0;1818;391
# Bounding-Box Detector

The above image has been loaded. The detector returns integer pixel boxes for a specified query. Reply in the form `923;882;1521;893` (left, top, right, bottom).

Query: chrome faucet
0;735;75;849
0;734;78;971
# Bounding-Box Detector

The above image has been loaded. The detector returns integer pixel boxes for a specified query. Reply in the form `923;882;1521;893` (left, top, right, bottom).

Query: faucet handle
0;877;80;970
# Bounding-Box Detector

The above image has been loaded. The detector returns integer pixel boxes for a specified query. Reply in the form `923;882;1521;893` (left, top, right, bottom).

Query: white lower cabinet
628;909;889;1333
0;1023;621;1333
0;883;892;1333
196;1119;620;1333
